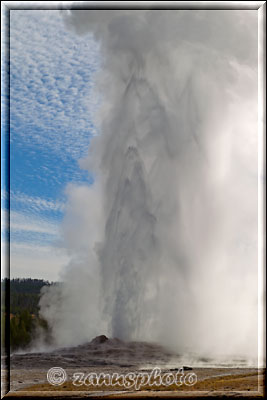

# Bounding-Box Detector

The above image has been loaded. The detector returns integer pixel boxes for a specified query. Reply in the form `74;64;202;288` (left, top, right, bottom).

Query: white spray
40;10;258;362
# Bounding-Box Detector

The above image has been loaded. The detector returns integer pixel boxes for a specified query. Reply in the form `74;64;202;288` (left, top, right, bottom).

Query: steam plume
40;10;258;362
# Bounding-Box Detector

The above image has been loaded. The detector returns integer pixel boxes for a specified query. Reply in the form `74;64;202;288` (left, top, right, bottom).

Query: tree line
1;278;54;350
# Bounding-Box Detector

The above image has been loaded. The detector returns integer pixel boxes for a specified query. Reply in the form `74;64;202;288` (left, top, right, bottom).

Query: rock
90;335;109;345
170;366;193;372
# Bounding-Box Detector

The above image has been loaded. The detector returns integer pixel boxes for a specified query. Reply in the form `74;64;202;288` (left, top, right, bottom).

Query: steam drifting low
40;10;258;362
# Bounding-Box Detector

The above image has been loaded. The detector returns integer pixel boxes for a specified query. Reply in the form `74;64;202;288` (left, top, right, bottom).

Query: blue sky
2;10;101;280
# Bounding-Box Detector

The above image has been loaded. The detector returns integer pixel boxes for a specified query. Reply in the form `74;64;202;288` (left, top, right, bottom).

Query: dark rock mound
10;335;179;370
90;335;109;345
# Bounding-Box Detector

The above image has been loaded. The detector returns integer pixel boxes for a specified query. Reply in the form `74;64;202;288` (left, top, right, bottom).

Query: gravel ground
2;337;264;398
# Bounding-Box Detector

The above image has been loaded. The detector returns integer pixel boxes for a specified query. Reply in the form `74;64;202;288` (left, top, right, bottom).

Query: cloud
3;10;103;280
10;211;58;236
9;242;70;281
10;10;100;162
1;207;69;281
10;191;65;213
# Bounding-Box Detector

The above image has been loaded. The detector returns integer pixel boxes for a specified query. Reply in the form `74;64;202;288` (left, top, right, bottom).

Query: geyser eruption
40;10;258;362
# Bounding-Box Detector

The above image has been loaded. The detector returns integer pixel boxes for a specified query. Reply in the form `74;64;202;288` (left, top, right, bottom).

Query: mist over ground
39;10;258;363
